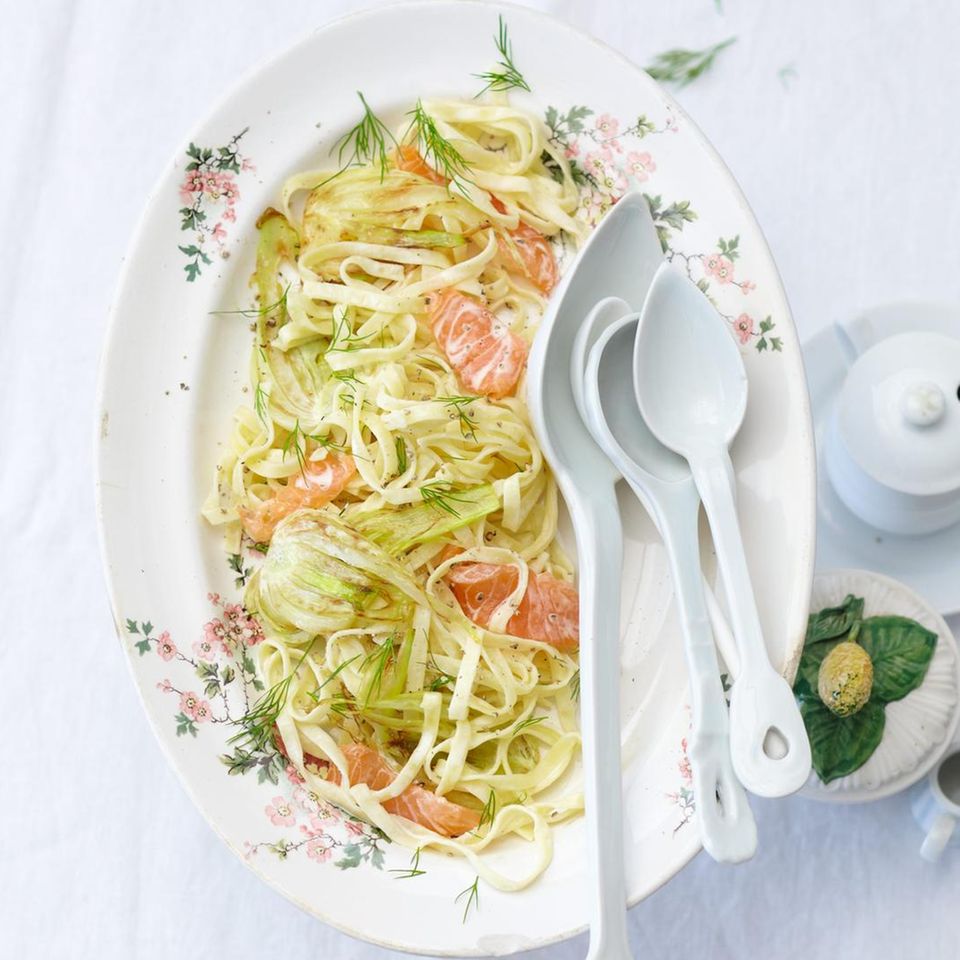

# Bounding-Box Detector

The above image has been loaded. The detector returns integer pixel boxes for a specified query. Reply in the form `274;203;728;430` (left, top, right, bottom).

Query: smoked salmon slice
239;453;356;542
445;559;580;651
428;288;527;399
329;743;481;838
490;196;559;295
395;144;447;186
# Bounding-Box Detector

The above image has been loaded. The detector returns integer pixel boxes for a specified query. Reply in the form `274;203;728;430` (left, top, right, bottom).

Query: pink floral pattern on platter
667;735;696;834
125;578;387;872
177;129;254;282
546;104;782;352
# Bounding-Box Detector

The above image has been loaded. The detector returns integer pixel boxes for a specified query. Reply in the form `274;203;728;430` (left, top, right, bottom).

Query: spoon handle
690;449;812;798
573;493;633;960
654;488;757;863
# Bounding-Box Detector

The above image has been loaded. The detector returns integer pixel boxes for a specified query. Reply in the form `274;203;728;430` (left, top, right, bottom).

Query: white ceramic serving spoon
527;192;662;960
632;264;811;798
580;306;757;863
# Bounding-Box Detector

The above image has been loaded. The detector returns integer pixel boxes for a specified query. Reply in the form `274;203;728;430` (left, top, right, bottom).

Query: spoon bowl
633;264;748;457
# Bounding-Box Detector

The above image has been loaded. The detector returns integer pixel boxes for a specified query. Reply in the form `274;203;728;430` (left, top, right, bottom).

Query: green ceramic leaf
805;594;864;645
858;616;938;703
801;698;886;783
793;636;843;701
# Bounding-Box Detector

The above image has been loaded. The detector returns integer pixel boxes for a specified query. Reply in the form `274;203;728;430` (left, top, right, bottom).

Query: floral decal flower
177;129;253;282
124;560;387;874
667;735;695;834
543;104;782;353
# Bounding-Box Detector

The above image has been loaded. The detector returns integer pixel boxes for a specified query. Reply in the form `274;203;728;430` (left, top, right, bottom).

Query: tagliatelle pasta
201;94;589;890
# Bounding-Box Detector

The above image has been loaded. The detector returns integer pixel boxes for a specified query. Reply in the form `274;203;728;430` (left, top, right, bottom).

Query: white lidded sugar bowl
824;330;960;535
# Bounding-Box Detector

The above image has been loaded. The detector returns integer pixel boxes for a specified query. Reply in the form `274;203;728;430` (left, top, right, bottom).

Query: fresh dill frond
474;15;531;96
308;655;361;701
327;91;397;183
253;381;269;425
513;715;545;734
405;100;473;190
426;652;456;691
569;668;580;702
229;640;315;752
209;284;291;320
282;420;308;476
477;790;497;831
327;308;377;354
645;37;736;88
361;634;397;706
455;876;481;923
437;395;479;441
332;368;362;386
390;846;427;879
420;482;473;517
395;436;408;474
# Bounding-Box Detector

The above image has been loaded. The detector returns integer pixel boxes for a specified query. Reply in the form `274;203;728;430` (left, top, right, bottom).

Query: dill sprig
569;668;580;702
332;368;363;386
420;481;473;517
395;437;408;474
474;15;530;96
327;91;397;183
645;37;736;88
390;846;427;880
405;100;473;190
361;634;397;706
426;652;456;691
455;876;481;923
282;419;345;476
253;381;269;425
308;655;360;702
229;640;315;752
513;715;545;734
477;790;497;831
437;395;479;442
327;308;376;354
209;284;291;320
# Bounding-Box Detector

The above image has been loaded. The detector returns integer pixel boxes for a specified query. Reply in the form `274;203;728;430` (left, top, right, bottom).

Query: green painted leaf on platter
858;616;937;703
801;698;885;784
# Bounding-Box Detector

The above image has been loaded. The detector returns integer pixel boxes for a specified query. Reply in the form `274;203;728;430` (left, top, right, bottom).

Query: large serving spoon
580;305;757;862
632;264;811;798
527;192;662;960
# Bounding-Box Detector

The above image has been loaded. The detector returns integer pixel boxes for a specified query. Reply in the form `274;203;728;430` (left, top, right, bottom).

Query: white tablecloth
4;1;960;956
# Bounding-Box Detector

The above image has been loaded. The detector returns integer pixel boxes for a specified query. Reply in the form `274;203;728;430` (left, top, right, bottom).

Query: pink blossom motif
202;171;239;205
203;618;229;654
300;813;335;838
179;691;210;722
179;170;207;205
224;603;265;647
678;737;692;782
584;148;614;179
344;819;366;837
734;314;755;344
222;207;237;223
192;637;217;662
704;254;735;284
207;592;222;605
740;280;756;295
156;631;177;661
594;113;620;139
626;151;656;183
306;837;333;862
211;222;227;244
564;140;581;159
286;764;306;786
241;158;256;173
156;678;173;693
265;796;296;828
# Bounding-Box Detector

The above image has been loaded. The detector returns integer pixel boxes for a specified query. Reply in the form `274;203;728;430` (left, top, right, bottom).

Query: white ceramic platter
96;2;815;954
805;302;960;615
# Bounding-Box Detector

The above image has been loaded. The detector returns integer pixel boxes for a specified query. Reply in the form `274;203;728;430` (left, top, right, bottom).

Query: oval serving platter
96;2;815;954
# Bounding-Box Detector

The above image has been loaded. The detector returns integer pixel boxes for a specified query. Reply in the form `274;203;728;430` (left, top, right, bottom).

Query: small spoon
580;306;757;863
633;264;811;798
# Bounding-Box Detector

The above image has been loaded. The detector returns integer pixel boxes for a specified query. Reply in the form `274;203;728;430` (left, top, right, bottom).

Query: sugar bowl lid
836;331;960;495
